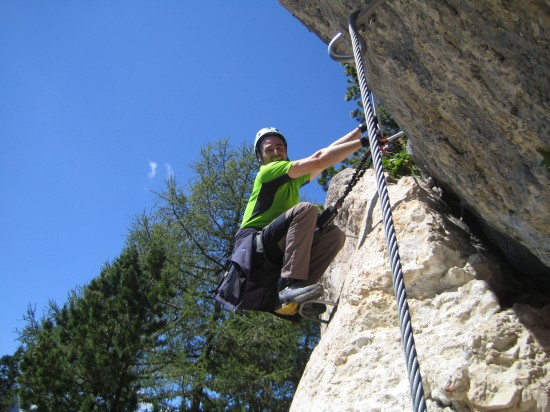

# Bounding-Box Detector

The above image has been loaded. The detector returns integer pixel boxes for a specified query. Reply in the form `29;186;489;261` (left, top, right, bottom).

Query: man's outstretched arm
328;125;365;147
288;127;366;181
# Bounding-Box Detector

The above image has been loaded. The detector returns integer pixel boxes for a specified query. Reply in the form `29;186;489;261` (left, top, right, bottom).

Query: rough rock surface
290;170;550;411
279;0;550;273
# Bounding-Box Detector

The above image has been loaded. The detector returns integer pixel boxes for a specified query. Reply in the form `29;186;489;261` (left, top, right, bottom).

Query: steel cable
348;11;427;412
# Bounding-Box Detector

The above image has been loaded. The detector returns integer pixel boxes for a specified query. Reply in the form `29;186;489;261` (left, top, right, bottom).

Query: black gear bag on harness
212;230;255;311
212;229;281;312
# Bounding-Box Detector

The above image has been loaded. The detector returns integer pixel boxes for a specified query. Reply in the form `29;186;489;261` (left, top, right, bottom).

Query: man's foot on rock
278;281;323;305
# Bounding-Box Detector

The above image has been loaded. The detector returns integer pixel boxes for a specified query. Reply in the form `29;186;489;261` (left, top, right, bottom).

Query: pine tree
17;246;174;411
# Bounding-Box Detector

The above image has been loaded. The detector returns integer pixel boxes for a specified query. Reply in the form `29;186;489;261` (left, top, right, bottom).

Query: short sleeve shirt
240;160;310;229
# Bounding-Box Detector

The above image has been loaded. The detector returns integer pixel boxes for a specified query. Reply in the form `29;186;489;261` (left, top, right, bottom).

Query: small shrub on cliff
382;147;421;178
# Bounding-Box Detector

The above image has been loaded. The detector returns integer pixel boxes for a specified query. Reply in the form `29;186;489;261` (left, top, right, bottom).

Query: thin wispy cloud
148;161;157;179
165;162;174;178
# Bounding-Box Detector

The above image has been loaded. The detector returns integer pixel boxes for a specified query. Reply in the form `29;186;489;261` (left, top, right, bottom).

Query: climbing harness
328;2;427;411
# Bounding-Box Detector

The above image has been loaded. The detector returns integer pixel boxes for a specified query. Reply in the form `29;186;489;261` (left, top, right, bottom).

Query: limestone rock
290;170;550;411
279;0;550;273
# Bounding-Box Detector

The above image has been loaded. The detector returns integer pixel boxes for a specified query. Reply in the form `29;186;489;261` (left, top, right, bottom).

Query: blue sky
0;1;357;356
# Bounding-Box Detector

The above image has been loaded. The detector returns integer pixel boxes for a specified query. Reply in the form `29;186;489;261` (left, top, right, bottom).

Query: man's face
259;136;287;164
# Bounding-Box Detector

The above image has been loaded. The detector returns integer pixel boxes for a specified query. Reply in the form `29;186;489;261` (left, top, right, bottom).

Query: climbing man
227;124;376;319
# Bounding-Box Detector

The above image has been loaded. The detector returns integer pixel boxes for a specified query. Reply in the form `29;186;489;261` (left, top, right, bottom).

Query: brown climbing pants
260;202;346;285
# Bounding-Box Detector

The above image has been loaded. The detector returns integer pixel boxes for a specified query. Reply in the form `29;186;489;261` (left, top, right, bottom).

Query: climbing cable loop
329;4;427;411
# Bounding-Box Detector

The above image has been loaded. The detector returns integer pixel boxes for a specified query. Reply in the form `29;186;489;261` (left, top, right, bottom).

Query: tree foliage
17;245;175;411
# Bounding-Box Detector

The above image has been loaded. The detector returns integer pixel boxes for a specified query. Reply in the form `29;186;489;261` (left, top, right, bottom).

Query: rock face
290;170;550;411
278;2;550;409
279;0;550;274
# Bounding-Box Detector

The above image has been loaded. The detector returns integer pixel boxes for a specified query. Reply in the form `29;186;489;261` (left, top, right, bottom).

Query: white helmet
254;127;287;161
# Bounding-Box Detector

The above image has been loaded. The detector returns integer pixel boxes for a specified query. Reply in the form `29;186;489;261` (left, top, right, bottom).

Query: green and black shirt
240;160;310;229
